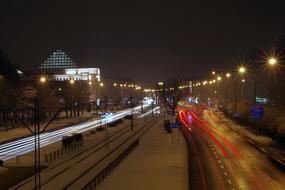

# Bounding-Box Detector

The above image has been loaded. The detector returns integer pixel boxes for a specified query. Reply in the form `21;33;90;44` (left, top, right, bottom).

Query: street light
158;82;164;86
268;57;277;66
39;76;47;83
113;83;117;87
238;66;246;74
212;71;216;75
226;73;231;78
88;81;92;85
70;79;75;84
242;79;245;83
100;82;104;87
217;76;222;81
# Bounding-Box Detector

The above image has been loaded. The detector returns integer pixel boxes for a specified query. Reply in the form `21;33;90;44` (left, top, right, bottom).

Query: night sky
1;0;285;85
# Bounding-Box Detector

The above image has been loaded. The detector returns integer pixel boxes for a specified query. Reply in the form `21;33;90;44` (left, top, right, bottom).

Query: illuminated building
39;50;101;102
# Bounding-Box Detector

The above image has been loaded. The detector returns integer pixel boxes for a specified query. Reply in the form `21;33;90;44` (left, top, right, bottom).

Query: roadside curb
222;118;285;168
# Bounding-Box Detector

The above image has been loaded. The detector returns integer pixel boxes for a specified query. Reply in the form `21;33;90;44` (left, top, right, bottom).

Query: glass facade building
40;50;77;69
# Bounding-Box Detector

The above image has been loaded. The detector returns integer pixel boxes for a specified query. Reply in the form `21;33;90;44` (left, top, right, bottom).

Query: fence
44;140;83;164
82;139;140;190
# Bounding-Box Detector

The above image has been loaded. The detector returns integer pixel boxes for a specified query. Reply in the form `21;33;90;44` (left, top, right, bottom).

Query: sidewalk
0;112;95;144
211;111;285;167
97;118;188;190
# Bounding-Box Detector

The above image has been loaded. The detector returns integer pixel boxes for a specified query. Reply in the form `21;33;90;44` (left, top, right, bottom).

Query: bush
269;113;285;139
62;136;73;146
276;123;285;145
226;102;235;115
124;114;133;120
262;106;282;126
163;119;171;133
237;100;250;119
96;127;105;132
72;133;83;141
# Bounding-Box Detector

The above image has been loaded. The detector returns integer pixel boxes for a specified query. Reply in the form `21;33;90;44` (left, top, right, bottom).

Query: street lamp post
224;73;231;110
253;57;277;105
234;66;246;113
241;79;245;100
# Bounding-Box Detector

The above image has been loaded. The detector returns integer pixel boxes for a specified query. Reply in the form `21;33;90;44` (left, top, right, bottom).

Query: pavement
97;117;188;190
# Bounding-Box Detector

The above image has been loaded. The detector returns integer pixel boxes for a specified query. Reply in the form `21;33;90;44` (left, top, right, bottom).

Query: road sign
250;105;264;119
169;123;182;128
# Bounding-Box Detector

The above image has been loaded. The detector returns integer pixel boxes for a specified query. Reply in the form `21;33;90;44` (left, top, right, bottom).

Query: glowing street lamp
88;81;92;85
242;79;245;83
39;76;47;83
158;82;164;86
100;82;104;87
113;83;117;87
70;79;75;84
217;76;222;81
268;57;277;66
212;71;216;75
238;66;246;74
226;73;231;78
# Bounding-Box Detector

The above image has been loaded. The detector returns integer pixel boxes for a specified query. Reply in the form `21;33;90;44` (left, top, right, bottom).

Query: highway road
0;104;159;161
179;108;285;190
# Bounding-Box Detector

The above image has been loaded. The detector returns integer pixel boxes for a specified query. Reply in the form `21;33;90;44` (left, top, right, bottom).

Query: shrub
96;127;105;132
89;130;96;134
237;100;250;119
276;123;285;145
269;113;285;139
226;102;235;115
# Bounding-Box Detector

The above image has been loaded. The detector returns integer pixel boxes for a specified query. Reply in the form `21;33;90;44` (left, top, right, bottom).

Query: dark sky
1;0;285;85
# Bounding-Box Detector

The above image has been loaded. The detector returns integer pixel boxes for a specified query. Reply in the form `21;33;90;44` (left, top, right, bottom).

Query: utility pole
130;95;134;131
34;97;40;189
234;78;237;113
151;102;154;118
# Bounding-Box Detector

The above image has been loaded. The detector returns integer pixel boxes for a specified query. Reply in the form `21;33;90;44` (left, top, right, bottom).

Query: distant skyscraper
40;50;77;69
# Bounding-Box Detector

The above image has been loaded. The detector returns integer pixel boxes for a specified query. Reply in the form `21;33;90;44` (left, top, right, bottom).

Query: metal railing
44;140;83;164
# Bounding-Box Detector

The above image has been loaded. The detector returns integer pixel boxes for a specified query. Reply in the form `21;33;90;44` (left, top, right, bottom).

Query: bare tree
158;79;185;115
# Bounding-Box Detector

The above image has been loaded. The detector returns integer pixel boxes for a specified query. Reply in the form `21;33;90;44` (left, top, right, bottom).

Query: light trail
0;104;155;161
183;111;228;158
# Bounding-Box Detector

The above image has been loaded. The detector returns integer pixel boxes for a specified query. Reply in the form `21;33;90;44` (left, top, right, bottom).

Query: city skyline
1;0;285;85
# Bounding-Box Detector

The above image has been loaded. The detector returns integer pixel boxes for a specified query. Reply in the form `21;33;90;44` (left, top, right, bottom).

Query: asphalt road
179;109;285;190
